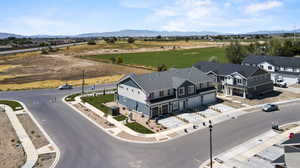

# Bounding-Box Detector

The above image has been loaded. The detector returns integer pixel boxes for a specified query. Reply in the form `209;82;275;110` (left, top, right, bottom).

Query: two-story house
116;67;217;119
272;133;300;168
193;62;273;99
242;55;300;85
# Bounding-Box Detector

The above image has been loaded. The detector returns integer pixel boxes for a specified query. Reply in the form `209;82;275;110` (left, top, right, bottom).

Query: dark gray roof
242;55;300;68
193;61;267;78
272;155;285;164
282;133;300;146
122;67;213;92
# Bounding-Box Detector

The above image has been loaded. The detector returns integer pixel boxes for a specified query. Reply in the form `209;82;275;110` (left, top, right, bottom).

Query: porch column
243;89;246;98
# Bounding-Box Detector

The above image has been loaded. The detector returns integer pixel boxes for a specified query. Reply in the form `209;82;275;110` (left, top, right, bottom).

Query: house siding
117;95;150;116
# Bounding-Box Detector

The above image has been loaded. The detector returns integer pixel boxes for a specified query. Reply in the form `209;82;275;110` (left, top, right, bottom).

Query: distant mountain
75;29;222;37
0;33;23;39
246;29;300;35
1;29;300;39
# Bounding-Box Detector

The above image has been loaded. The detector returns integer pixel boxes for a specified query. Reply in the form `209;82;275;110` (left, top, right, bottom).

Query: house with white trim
242;55;300;85
115;67;217;119
193;61;273;99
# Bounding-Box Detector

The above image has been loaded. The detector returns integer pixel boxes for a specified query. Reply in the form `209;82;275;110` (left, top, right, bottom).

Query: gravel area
17;113;49;149
34;153;56;168
0;110;26;168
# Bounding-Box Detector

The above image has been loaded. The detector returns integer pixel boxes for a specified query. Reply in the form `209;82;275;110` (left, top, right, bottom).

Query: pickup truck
274;79;287;88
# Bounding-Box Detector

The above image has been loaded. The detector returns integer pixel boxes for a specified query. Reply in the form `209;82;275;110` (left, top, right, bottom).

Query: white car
274;79;287;88
58;84;73;90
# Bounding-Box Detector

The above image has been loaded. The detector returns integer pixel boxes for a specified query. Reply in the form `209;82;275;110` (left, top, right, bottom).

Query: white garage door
283;77;298;86
203;93;216;105
188;96;201;108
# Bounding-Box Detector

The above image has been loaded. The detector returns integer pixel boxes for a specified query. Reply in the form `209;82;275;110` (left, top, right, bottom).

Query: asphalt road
0;42;87;55
1;85;300;168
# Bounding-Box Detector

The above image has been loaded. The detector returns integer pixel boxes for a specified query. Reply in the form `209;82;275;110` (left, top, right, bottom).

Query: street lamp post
209;120;213;168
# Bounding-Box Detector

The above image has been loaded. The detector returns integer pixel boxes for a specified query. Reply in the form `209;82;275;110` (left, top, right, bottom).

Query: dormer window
159;90;164;97
178;87;185;96
149;93;154;99
167;89;171;96
188;85;195;94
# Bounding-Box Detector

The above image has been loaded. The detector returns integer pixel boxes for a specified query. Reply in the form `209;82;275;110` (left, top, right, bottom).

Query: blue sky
0;0;299;35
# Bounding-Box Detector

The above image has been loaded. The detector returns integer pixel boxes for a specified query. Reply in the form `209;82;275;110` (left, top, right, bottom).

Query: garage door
188;96;201;108
283;77;298;85
203;93;216;105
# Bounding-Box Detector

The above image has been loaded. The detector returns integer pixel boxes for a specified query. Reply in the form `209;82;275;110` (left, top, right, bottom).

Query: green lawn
81;94;114;115
0;100;23;111
113;115;128;121
65;93;81;102
86;47;227;68
125;122;154;134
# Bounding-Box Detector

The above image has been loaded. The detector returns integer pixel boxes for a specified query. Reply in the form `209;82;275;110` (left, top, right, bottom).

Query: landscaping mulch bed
17;114;49;149
74;103;116;129
0;111;26;168
117;131;156;142
34;153;56;168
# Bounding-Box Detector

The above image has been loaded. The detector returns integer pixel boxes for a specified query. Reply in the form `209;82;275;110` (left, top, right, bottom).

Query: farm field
85;47;227;68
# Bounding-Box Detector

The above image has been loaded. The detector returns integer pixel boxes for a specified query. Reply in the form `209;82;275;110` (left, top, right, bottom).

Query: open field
85;47;227;68
0;40;226;90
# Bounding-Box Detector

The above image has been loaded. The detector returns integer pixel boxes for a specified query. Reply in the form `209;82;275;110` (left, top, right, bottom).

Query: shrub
116;56;123;64
157;64;168;71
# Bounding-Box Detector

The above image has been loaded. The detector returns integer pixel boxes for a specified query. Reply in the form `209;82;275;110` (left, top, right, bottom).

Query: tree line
226;39;300;64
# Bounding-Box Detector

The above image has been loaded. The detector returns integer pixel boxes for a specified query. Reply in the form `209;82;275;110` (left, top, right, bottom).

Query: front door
161;104;169;114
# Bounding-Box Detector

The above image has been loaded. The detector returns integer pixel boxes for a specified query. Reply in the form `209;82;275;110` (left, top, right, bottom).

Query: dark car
262;104;279;112
58;84;73;90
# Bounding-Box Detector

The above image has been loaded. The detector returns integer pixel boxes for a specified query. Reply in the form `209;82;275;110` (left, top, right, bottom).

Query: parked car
58;84;73;90
274;79;287;88
262;104;279;112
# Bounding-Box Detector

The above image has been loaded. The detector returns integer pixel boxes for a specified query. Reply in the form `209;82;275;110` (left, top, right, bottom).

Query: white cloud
119;0;156;8
245;1;282;14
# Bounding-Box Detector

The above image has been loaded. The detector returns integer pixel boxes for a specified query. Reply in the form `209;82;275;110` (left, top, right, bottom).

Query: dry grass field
0;40;226;90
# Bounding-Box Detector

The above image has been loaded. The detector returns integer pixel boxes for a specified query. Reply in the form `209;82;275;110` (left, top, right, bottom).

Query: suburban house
242;55;300;85
272;133;300;168
115;67;217;119
193;62;273;99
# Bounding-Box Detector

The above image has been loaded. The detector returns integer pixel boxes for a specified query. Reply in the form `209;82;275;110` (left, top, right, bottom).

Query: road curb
17;100;61;168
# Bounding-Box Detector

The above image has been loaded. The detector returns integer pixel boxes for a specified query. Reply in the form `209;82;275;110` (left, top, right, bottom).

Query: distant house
272;133;300;168
242;55;300;85
193;62;273;99
116;67;217;119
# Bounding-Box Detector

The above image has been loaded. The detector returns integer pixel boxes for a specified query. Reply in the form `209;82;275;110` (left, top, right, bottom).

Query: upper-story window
178;87;185;96
159;90;164;97
119;86;124;89
167;89;171;96
268;66;272;70
199;83;203;88
236;78;242;84
149;92;154;99
138;91;140;94
187;85;195;94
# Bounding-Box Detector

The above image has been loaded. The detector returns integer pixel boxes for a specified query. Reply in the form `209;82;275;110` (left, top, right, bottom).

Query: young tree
208;56;218;62
225;41;248;64
127;37;135;44
87;39;97;45
157;64;168;71
110;57;116;63
116;56;123;64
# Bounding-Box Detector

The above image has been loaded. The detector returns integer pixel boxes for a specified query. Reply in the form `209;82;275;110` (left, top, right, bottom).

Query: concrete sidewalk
199;121;300;168
68;95;300;144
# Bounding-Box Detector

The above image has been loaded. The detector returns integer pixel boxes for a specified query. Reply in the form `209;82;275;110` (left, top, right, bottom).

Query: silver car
262;104;278;112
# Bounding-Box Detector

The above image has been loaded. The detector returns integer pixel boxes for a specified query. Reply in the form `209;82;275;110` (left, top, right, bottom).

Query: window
138;91;140;94
149;93;154;99
167;89;171;96
159;90;164;97
236;79;242;84
119;86;124;89
178;87;185;96
173;101;179;110
188;85;195;94
268;66;272;70
199;83;203;88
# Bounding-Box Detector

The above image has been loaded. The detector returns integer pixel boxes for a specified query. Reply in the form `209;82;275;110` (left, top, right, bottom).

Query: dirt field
17;114;49;149
0;111;26;168
0;40;226;90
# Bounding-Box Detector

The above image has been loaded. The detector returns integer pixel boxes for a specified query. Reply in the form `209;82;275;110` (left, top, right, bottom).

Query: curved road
1;85;300;168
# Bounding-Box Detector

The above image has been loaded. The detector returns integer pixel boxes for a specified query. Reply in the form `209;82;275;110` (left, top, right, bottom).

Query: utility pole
82;70;85;95
209;120;213;168
294;25;297;44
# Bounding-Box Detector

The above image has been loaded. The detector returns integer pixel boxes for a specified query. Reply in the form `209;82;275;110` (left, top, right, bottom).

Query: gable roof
193;61;267;78
281;133;300;146
242;55;300;68
118;67;213;92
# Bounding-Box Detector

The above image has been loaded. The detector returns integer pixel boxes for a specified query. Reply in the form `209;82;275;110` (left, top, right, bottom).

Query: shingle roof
122;67;213;92
281;133;300;146
242;55;300;68
193;61;267;78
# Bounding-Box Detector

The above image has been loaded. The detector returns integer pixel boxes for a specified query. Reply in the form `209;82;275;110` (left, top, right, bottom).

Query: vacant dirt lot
0;111;26;168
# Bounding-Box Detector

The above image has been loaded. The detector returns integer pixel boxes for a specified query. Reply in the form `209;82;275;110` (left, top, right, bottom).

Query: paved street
1;84;300;168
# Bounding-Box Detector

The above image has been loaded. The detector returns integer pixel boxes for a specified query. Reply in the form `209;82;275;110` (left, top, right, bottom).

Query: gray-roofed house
193;61;273;99
272;133;300;168
115;67;217;118
242;55;300;85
